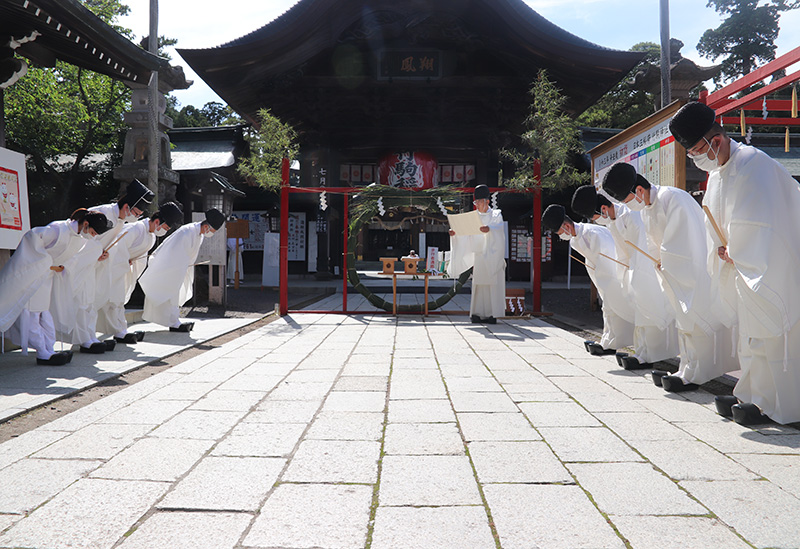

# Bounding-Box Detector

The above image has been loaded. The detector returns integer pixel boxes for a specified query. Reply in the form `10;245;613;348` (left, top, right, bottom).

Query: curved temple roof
1;0;190;88
179;0;643;149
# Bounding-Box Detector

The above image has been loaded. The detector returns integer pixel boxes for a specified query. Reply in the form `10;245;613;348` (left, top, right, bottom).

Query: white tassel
746;126;753;145
762;97;768;120
784;333;789;373
567;240;572;290
491;191;499;210
320;191;328;211
713;331;718;365
436;197;447;215
377;196;385;216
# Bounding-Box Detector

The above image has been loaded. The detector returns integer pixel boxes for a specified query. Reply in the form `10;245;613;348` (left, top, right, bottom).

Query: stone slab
0;478;168;549
568;462;707;516
159;456;285;511
457;412;541;441
379;455;482;506
632;440;759;481
33;423;154;460
384;422;464;455
245;483;373;548
539;427;643;463
468;441;571;483
149;410;246;440
91;437;213;481
610;516;753;549
0;458;102;514
118;511;252;549
518;401;601;427
211;422;307;457
305;411;384;441
282;439;380;483
371;506;495;549
484;484;626;549
387;399;455;423
681;479;800;548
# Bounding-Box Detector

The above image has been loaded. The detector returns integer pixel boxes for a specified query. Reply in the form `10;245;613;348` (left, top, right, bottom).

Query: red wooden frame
277;167;544;315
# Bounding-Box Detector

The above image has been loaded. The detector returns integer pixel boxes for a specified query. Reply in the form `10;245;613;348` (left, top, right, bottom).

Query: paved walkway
1;314;799;548
0;317;258;423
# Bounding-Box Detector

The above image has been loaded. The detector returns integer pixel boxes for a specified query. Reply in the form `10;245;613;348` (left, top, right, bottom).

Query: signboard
379;50;441;80
590;100;686;191
287;212;306;262
193;212;226;265
232;211;270;251
0;147;31;249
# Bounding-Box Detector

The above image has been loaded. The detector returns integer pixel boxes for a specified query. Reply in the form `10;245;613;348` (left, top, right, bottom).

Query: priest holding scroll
448;185;506;324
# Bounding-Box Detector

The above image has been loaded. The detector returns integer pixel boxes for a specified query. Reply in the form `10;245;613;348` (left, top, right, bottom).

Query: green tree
578;42;659;129
4;0;133;222
237;108;298;190
166;100;243;128
697;0;800;83
502;70;588;190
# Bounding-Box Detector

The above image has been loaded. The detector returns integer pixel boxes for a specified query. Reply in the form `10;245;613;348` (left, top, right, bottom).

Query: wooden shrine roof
178;0;644;152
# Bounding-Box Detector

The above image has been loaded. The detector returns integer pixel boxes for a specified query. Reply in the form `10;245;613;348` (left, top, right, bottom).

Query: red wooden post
532;155;542;313
279;158;290;315
342;192;349;313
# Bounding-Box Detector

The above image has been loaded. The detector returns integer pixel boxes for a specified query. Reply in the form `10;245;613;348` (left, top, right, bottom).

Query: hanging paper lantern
378;151;439;190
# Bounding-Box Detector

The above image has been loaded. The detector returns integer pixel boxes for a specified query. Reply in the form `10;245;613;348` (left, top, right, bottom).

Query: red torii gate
277;158;545;316
700;45;800;128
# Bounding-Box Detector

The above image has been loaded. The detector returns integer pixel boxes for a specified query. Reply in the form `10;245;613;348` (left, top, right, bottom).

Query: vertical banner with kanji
0;147;30;249
287;212;306;261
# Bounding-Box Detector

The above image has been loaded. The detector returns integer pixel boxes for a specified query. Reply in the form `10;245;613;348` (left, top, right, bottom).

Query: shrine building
178;0;643;281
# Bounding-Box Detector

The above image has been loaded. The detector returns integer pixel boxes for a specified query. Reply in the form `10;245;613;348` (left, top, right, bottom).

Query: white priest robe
704;140;800;424
570;223;635;350
139;222;203;328
607;206;679;363
0;220;87;357
448;208;506;319
641;185;738;385
96;219;155;336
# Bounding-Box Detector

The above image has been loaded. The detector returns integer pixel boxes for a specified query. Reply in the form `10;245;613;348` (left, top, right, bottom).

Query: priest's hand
480;226;490;233
448;229;456;236
717;246;734;265
98;251;109;262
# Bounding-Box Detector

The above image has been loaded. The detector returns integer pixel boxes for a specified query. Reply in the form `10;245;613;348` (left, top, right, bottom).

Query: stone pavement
1;314;799;549
0;317;258;423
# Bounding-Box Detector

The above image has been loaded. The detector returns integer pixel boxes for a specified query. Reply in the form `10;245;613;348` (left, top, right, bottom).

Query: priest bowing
139;208;226;332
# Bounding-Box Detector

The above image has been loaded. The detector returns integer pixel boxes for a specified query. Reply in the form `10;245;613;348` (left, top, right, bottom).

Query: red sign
378;151;439;190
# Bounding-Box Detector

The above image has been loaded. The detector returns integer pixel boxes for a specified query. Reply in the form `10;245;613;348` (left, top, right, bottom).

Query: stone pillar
113;81;179;207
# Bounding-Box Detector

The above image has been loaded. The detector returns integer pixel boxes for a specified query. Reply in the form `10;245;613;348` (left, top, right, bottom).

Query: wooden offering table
391;271;436;316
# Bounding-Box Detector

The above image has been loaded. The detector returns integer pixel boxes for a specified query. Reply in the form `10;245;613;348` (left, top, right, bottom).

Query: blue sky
120;0;800;109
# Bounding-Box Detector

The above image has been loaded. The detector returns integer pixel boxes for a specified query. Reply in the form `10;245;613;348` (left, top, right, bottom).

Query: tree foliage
578;42;660;129
697;0;800;82
501;70;588;190
166;99;243;128
236;108;298;190
4;0;133;223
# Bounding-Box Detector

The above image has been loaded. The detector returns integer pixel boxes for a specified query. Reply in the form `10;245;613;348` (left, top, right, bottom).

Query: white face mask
688;137;720;172
154;226;168;237
81;229;98;240
201;230;214;239
595;213;612;226
558;231;572;241
625;192;646;212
